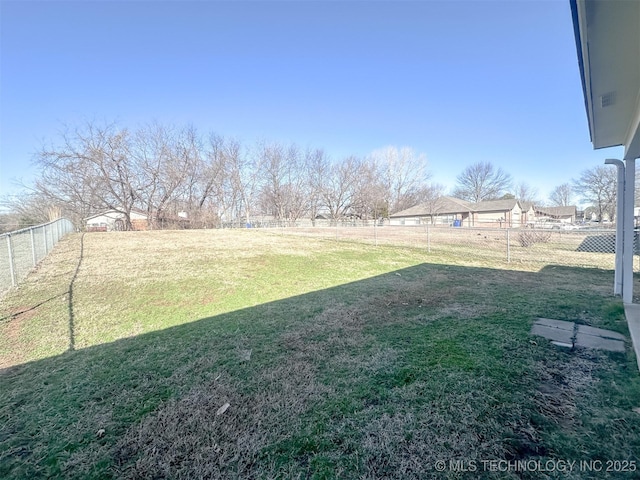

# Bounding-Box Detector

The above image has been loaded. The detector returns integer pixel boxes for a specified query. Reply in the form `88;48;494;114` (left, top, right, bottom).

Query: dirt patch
110;362;333;479
514;350;599;459
3;310;27;343
6;305;39;324
534;352;596;426
0;306;37;368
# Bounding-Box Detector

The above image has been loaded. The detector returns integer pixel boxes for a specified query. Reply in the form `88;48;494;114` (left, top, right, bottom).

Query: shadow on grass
66;233;84;351
1;262;639;479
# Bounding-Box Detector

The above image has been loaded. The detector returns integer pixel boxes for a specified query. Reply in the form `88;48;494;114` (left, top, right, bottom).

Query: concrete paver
534;318;575;331
576;324;626;341
531;323;574;346
574;332;625;352
623;304;640;372
531;318;627;353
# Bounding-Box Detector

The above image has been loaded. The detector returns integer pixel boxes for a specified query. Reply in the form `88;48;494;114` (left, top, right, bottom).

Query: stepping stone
530;318;626;352
574;332;625;352
531;319;574;347
575;325;625;352
535;318;575;330
576;324;626;341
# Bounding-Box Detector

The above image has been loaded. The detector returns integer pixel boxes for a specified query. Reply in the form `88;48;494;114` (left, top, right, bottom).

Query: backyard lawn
1;230;639;479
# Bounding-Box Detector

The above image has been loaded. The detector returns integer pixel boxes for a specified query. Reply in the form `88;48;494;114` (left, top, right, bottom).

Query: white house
85;210;148;231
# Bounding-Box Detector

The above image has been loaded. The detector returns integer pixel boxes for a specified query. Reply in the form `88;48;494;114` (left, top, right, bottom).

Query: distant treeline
6;121;440;230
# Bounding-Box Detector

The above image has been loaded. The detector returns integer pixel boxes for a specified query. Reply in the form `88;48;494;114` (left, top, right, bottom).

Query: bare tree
32;151;102;225
321;156;366;221
416;183;446;223
133;124;202;228
33;122;141;230
186;133;230;227
303;148;329;225
573;166;617;221
549;183;573;207
258;142;309;225
453;161;512;203
224;140;265;226
25;121;453;231
514;182;539;204
350;159;386;221
0;191;52;231
369;146;432;215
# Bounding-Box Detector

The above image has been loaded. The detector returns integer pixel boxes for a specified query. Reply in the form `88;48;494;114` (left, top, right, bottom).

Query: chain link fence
1;218;75;294
266;223;632;271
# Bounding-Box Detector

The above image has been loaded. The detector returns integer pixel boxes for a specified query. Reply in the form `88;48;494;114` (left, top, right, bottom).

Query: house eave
571;0;640;159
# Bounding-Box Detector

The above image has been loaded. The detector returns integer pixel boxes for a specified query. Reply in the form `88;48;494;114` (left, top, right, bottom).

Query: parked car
560;223;579;231
534;219;563;230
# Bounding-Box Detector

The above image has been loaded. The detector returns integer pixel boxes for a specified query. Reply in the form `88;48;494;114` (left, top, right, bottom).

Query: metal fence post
6;234;17;287
374;218;378;246
506;229;511;263
43;223;49;254
30;228;37;267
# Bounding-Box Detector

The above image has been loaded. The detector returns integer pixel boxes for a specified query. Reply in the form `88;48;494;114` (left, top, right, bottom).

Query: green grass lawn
1;230;639;479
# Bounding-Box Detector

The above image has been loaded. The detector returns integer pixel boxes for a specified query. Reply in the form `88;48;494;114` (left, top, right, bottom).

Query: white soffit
576;0;640;158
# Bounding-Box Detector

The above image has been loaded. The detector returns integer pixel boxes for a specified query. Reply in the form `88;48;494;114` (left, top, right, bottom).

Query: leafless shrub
518;229;552;247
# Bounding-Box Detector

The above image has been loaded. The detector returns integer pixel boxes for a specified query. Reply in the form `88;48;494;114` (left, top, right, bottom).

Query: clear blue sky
0;0;624;203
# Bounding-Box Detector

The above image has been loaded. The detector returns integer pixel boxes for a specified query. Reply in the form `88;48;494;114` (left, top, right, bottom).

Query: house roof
469;199;520;213
390;196;472;218
535;206;577;218
571;0;640;159
390;197;521;218
389;204;429;218
84;209;148;222
520;201;535;211
440;196;473;212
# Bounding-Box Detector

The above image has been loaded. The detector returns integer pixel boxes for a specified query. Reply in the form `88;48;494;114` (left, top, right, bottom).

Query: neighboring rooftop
469;198;519;213
535;206;577;218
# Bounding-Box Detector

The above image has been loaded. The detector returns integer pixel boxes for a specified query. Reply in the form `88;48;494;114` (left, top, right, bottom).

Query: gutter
569;0;595;143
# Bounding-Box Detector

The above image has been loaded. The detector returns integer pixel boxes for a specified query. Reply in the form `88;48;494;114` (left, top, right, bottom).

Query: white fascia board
575;0;596;144
624;91;640;160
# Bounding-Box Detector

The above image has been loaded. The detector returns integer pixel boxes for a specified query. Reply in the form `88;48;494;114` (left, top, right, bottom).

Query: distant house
534;206;577;224
85;210;148;232
388;196;473;226
470;199;522;228
520;202;536;225
389;197;523;228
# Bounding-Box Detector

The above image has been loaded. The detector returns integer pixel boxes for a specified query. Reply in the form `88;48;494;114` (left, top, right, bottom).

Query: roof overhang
571;0;640;159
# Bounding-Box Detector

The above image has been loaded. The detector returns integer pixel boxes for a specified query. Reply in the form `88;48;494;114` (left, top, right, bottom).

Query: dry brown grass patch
533;352;597;430
112;360;334;479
